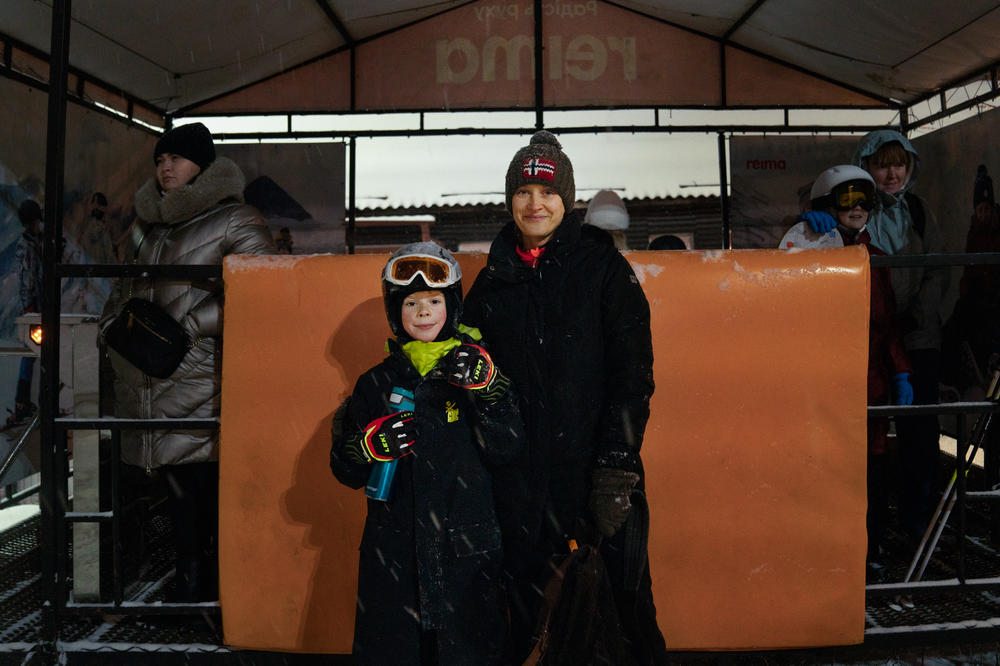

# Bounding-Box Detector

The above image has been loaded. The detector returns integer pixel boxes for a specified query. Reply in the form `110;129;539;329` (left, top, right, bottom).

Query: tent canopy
3;1;999;120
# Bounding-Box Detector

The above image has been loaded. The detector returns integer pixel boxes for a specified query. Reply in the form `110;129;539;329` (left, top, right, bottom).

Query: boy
804;165;913;577
330;242;523;666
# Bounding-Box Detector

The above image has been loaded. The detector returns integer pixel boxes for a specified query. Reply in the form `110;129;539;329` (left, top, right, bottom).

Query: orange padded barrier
219;246;869;653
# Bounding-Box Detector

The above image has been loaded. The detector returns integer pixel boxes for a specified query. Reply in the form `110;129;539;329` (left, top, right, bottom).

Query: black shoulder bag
104;232;192;379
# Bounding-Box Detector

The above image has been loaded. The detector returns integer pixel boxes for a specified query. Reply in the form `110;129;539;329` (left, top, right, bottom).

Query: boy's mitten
442;343;511;402
589;468;640;538
359;411;418;462
892;372;914;406
799;210;836;234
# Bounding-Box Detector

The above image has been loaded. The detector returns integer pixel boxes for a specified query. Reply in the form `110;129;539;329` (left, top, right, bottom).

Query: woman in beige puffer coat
101;122;275;600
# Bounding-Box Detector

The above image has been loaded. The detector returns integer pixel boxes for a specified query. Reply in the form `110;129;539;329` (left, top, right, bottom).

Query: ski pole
905;369;1000;582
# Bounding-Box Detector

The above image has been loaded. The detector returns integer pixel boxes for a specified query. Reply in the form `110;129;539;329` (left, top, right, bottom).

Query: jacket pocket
449;521;501;558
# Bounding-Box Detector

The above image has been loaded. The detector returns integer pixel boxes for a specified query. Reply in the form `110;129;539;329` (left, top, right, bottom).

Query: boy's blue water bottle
365;387;415;502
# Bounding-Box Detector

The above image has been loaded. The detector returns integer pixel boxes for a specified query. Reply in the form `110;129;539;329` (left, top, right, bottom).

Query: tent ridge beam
210;123;894;141
314;0;354;45
722;0;768;42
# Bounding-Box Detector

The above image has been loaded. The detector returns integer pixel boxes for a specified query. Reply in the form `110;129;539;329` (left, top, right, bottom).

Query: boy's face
401;290;447;342
837;205;868;231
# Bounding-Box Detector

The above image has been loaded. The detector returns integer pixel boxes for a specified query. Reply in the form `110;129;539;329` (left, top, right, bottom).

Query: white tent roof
2;1;999;115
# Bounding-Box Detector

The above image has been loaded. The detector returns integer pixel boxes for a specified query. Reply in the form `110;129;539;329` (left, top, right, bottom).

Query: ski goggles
831;180;876;211
384;254;459;287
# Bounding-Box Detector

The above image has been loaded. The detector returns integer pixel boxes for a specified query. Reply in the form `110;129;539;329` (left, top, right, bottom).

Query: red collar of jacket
515;244;547;268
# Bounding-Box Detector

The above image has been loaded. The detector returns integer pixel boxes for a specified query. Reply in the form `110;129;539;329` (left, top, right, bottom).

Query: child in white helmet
808;165;914;579
330;242;523;665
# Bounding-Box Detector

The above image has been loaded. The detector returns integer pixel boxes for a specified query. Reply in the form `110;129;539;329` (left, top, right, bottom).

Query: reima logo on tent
435;35;637;83
746;159;787;170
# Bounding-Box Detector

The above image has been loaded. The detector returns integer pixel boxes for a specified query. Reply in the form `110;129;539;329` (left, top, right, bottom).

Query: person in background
648;234;687;251
583;188;630;250
6;200;43;428
100;122;275;601
463;131;667;664
942;165;1000;522
275;226;294;254
802;129;949;541
805;165;913;579
330;242;522;665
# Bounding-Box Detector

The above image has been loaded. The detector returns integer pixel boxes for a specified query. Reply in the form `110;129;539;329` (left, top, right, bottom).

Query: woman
101;122;275;601
463;131;666;664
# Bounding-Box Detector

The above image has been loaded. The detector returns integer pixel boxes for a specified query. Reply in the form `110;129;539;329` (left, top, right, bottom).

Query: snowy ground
0;502;38;531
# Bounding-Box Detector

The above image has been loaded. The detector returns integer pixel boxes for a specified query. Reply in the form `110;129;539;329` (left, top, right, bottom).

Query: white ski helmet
809;165;876;212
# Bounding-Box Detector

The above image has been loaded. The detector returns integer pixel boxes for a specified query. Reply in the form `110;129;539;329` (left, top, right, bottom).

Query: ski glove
589;468;640;538
355;411;418;463
799;210;837;235
441;343;511;403
892;372;914;406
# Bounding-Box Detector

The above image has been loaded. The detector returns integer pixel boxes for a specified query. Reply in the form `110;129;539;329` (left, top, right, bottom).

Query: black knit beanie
505;130;575;212
154;122;216;171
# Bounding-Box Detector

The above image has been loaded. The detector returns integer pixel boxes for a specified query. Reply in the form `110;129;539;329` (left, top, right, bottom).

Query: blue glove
799;210;837;234
892;372;914;406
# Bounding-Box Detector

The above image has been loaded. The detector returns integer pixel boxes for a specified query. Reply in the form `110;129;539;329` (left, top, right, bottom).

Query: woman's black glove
589;467;640;537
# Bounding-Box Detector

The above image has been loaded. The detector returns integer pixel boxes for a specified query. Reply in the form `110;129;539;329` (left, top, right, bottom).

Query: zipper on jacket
143;374;152;475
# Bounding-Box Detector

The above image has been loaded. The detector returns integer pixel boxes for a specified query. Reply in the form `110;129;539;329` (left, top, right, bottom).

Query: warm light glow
29;325;42;345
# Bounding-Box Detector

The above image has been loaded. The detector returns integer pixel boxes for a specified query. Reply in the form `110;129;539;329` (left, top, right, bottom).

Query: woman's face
156;154;201;192
867;162;907;196
400;290;447;342
511;184;565;249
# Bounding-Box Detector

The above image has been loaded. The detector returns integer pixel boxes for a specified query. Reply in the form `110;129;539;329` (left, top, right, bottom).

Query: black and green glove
442;343;510;402
345;411;418;464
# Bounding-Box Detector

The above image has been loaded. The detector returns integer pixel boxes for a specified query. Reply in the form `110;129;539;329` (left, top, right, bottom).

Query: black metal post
40;0;71;648
957;413;968;583
111;429;123;605
348;136;356;254
534;0;544;129
717;131;731;249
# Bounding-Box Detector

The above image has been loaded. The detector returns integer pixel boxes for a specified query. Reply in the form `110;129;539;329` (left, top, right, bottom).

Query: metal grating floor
2;495;1000;663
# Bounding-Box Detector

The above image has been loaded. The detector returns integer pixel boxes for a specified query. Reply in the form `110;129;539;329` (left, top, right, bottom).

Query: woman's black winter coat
330;337;523;666
463;214;654;563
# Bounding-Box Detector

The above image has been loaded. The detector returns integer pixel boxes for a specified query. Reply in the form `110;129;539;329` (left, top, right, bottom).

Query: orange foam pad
219;247;869;653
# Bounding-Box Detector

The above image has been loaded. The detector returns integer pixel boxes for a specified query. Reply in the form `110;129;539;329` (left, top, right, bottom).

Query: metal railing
29;249;1000;650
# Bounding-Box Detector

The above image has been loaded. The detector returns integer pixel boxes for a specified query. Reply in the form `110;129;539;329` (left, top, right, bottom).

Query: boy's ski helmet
382;241;463;341
810;165;876;213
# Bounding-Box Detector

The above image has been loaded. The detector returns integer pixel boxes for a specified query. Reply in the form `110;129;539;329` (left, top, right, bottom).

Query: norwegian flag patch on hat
523;157;556;181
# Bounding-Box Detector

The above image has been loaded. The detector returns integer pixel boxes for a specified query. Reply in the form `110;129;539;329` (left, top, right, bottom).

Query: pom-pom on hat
154;122;216;171
505;130;575;213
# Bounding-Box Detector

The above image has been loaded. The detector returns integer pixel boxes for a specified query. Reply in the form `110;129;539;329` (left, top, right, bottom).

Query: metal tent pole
717;132;731;249
40;0;71;649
